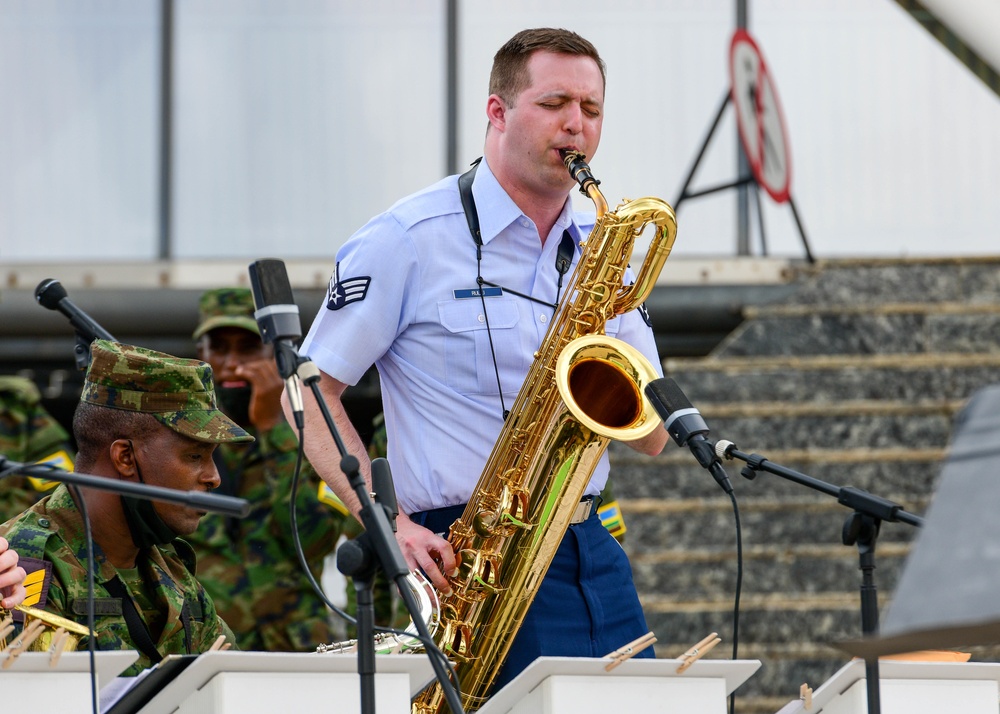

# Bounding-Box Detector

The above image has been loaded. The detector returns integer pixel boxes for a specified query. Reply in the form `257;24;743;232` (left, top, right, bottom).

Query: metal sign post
675;28;814;263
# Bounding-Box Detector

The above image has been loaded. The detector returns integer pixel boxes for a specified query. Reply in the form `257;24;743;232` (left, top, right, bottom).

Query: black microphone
644;377;734;495
35;279;116;343
248;259;303;347
248;259;312;424
371;457;399;533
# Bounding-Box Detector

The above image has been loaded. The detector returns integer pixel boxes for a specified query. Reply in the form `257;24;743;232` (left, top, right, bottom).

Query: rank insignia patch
326;262;371;311
12;558;53;622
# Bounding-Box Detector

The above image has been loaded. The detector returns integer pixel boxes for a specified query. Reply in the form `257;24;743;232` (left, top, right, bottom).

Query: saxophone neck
561;150;608;217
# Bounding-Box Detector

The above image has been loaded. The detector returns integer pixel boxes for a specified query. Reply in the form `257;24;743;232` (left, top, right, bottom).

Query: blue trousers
412;504;654;693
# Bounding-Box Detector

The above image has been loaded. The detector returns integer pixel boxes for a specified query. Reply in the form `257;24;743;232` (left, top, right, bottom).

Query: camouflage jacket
0;376;75;522
184;420;350;652
0;485;235;676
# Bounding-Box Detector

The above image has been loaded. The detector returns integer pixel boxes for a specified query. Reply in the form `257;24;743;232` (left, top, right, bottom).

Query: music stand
841;383;1000;658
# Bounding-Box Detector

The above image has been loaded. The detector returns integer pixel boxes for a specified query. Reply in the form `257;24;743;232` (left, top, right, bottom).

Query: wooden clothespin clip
800;682;813;710
208;634;232;652
675;631;722;674
0;611;15;650
603;631;657;672
48;628;70;667
2;618;46;668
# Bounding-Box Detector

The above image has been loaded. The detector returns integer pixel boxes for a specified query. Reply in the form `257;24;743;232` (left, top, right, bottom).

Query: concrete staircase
612;257;1000;713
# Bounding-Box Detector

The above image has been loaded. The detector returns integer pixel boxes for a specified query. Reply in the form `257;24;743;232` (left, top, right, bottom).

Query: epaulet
0;376;42;405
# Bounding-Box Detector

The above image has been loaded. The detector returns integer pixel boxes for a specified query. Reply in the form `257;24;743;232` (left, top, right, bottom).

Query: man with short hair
294;27;665;689
1;340;245;674
190;287;349;651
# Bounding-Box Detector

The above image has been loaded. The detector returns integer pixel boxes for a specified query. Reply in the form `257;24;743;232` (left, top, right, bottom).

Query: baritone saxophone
411;151;678;713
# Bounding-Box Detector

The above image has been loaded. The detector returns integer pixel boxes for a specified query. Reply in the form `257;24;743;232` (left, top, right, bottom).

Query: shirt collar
472;158;580;246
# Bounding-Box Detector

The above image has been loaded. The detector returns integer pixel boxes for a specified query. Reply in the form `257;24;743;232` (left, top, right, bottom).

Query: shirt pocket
438;297;521;396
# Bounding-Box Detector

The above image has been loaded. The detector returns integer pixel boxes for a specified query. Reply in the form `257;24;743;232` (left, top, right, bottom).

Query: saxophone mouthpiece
561;150;601;196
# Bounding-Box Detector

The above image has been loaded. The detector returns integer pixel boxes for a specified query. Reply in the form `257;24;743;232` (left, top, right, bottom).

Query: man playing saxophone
293;27;668;694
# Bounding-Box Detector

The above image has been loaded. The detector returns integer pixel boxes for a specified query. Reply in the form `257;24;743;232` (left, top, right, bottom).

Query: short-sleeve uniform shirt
301;159;662;515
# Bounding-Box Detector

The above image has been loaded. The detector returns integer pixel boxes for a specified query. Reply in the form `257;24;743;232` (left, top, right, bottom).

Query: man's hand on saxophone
393;513;456;596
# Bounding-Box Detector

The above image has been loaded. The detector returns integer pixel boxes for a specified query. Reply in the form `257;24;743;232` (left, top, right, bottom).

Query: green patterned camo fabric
0;375;75;522
82;340;252;444
1;485;236;675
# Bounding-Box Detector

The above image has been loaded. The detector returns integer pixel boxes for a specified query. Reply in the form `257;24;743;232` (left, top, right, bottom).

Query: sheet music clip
0;610;15;649
603;631;657;671
2;618;46;668
675;631;722;674
799;682;814;710
208;635;232;652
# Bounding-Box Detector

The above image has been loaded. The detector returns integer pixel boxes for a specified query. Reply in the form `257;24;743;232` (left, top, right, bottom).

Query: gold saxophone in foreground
411;152;678;713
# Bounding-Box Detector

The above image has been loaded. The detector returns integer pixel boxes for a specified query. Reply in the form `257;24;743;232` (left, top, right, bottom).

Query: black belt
411;496;596;536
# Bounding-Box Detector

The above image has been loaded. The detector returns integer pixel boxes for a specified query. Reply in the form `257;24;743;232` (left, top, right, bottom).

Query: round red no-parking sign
729;29;792;204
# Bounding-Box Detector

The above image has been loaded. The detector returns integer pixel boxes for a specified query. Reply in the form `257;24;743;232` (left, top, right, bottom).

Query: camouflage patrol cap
192;288;260;340
82;340;253;444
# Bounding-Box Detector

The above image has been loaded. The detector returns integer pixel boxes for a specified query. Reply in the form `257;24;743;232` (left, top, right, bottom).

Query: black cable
69;484;99;714
288;426;465;710
287;422;464;702
728;490;743;714
475;277;508;420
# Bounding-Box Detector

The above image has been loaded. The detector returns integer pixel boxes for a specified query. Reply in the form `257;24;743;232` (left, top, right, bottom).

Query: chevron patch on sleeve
13;557;52;623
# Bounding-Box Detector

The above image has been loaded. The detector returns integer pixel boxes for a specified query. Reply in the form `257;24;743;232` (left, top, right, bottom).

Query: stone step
702;412;953;451
714;311;1000;358
611;446;946;501
630;543;910;598
622;498;924;551
661;353;1000;403
770;258;1000;307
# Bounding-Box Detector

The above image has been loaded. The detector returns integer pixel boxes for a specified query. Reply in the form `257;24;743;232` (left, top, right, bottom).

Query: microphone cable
726;487;743;714
286;420;465;709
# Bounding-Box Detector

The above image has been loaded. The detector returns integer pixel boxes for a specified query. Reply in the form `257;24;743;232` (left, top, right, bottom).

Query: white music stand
130;651;434;714
778;660;1000;714
476;657;761;714
0;650;139;713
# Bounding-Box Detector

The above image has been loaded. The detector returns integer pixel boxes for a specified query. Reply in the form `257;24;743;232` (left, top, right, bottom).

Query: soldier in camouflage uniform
0;376;75;522
189;288;350;652
0;340;248;674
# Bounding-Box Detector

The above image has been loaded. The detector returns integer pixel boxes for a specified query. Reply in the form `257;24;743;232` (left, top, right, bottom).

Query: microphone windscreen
35;279;68;310
249;259;296;310
644;377;693;418
371;457;398;518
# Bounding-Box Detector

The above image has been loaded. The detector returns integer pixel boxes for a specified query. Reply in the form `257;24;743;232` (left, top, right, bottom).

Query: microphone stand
716;442;923;714
0;458;251;518
283;346;466;714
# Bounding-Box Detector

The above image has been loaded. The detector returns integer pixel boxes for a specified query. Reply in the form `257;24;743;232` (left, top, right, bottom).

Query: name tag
454;287;503;299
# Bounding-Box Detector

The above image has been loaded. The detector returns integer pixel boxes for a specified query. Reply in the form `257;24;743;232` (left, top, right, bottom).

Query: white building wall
0;0;998;265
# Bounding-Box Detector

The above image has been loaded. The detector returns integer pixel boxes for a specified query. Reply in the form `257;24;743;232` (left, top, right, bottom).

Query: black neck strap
457;157;483;255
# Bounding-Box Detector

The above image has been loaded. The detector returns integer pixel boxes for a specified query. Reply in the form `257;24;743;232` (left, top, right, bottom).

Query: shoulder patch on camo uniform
15;557;52;622
317;482;351;517
598;499;627;540
27;449;74;492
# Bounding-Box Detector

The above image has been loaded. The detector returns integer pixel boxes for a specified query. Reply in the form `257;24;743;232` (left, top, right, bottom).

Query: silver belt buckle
570;497;593;525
